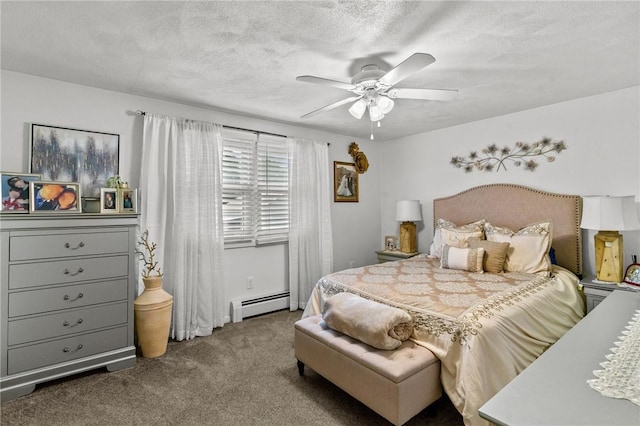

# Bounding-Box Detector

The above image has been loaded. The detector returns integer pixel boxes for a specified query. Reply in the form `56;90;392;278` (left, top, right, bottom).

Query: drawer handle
64;242;85;250
63;344;84;353
63;318;84;327
63;267;84;276
63;293;84;301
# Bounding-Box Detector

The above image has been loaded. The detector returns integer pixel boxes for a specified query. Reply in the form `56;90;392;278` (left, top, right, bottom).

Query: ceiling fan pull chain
370;121;374;140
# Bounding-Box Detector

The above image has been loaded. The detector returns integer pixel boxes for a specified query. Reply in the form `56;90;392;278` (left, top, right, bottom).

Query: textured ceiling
1;1;639;141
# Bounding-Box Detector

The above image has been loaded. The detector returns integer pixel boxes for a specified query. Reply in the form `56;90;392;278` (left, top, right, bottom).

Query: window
222;128;289;246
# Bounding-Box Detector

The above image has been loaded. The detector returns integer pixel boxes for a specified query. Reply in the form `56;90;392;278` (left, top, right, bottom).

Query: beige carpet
0;310;463;425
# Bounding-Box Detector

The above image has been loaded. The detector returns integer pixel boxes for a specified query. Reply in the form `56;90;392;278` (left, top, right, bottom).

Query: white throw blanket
322;292;414;350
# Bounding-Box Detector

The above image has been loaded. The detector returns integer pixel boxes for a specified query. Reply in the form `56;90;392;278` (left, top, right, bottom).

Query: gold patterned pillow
440;244;484;273
430;219;485;258
468;237;510;273
484;221;553;275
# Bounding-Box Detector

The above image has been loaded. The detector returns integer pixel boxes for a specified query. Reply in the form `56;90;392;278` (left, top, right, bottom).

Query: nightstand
375;250;420;263
580;276;640;314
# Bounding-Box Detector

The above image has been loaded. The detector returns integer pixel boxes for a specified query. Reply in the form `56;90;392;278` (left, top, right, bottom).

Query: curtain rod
135;110;330;145
135;110;286;137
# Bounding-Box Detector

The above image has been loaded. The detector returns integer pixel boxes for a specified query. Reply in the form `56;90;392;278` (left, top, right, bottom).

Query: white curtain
140;113;225;340
288;137;333;310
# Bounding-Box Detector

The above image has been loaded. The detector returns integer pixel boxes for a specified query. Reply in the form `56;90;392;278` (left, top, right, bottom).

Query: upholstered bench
294;315;442;426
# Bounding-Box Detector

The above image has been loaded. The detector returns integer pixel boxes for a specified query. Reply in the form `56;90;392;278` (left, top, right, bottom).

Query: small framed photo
119;188;137;213
1;172;41;213
100;188;119;213
29;181;81;212
334;161;358;202
624;263;640;286
384;235;400;251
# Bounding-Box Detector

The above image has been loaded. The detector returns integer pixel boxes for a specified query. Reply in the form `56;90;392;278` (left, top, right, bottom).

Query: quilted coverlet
302;255;585;426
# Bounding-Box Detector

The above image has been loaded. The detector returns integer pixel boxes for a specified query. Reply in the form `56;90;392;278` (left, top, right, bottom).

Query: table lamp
580;195;640;282
395;200;422;253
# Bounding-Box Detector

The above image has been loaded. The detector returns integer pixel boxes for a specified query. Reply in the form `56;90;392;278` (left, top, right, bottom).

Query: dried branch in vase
450;137;567;172
136;229;163;278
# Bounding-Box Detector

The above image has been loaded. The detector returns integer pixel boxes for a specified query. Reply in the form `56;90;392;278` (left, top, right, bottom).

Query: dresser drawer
7;326;128;375
9;255;128;289
10;231;129;261
8;279;128;317
8;302;129;345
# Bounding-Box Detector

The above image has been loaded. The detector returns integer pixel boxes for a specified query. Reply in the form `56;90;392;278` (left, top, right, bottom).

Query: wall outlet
349;260;355;268
246;276;254;289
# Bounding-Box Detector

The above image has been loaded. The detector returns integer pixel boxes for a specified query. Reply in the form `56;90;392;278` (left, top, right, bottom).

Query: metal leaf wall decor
450;137;567;172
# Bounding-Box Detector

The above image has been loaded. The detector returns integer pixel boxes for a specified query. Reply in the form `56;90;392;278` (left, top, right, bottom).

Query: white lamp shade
368;102;384;121
377;96;395;114
580;195;640;231
395;200;422;222
349;99;366;119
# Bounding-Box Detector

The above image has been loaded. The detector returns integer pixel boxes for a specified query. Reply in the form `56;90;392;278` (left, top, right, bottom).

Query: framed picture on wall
1;172;41;213
118;188;138;213
334;161;358;202
30;124;120;199
29;181;81;212
100;188;119;213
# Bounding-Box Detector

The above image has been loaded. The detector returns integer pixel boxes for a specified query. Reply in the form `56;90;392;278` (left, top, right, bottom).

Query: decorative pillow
440;244;484;273
430;219;485;258
484;221;553;275
468;237;510;273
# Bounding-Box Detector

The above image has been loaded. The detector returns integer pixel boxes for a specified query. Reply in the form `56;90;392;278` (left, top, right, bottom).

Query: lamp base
399;221;417;254
594;231;623;283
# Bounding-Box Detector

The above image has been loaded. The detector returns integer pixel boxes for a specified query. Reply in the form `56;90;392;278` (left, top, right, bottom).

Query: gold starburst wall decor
450;137;567;172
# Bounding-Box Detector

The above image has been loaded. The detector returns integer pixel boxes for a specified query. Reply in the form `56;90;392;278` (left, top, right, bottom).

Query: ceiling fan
296;53;458;123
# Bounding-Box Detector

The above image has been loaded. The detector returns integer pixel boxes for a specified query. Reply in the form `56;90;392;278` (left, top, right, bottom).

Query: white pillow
430;219;485;258
440;244;484;273
485;221;553;275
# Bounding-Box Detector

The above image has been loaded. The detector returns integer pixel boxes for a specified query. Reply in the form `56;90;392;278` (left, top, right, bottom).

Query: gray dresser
1;214;138;401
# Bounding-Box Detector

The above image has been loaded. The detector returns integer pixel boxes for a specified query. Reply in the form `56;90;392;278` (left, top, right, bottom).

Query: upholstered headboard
433;184;582;276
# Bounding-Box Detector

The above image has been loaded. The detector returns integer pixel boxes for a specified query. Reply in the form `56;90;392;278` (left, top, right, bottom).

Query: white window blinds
222;128;289;245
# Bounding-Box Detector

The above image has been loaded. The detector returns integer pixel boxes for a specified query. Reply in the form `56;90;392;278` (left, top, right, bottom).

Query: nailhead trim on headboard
433;184;582;276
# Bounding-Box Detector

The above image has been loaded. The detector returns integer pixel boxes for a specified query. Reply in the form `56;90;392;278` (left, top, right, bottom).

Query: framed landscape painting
30;124;119;199
0;172;41;213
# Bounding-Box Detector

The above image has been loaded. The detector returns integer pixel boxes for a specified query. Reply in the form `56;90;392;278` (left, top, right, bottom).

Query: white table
479;290;640;426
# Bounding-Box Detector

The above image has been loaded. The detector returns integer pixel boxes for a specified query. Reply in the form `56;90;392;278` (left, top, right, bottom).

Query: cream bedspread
302;255;585;426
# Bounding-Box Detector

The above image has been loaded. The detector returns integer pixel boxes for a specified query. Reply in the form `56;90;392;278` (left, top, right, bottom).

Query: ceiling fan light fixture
349;99;367;119
377;96;395;114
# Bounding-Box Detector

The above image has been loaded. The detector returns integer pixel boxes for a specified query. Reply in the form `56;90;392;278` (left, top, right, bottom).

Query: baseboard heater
231;292;290;323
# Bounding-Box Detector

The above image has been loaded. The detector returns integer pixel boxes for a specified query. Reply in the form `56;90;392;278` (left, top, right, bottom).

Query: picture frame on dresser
30;123;120;199
0;172;41;213
384;235;400;251
100;188;119;213
29;181;81;212
118;188;137;213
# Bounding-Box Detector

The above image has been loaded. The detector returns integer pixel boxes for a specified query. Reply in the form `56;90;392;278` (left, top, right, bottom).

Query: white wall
380;86;640;277
0;70;382;321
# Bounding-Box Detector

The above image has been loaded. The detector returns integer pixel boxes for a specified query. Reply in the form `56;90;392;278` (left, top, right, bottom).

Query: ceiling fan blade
388;88;459;101
296;75;356;91
378;53;435;87
300;96;362;119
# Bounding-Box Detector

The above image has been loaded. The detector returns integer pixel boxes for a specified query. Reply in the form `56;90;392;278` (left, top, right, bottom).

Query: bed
302;184;586;426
